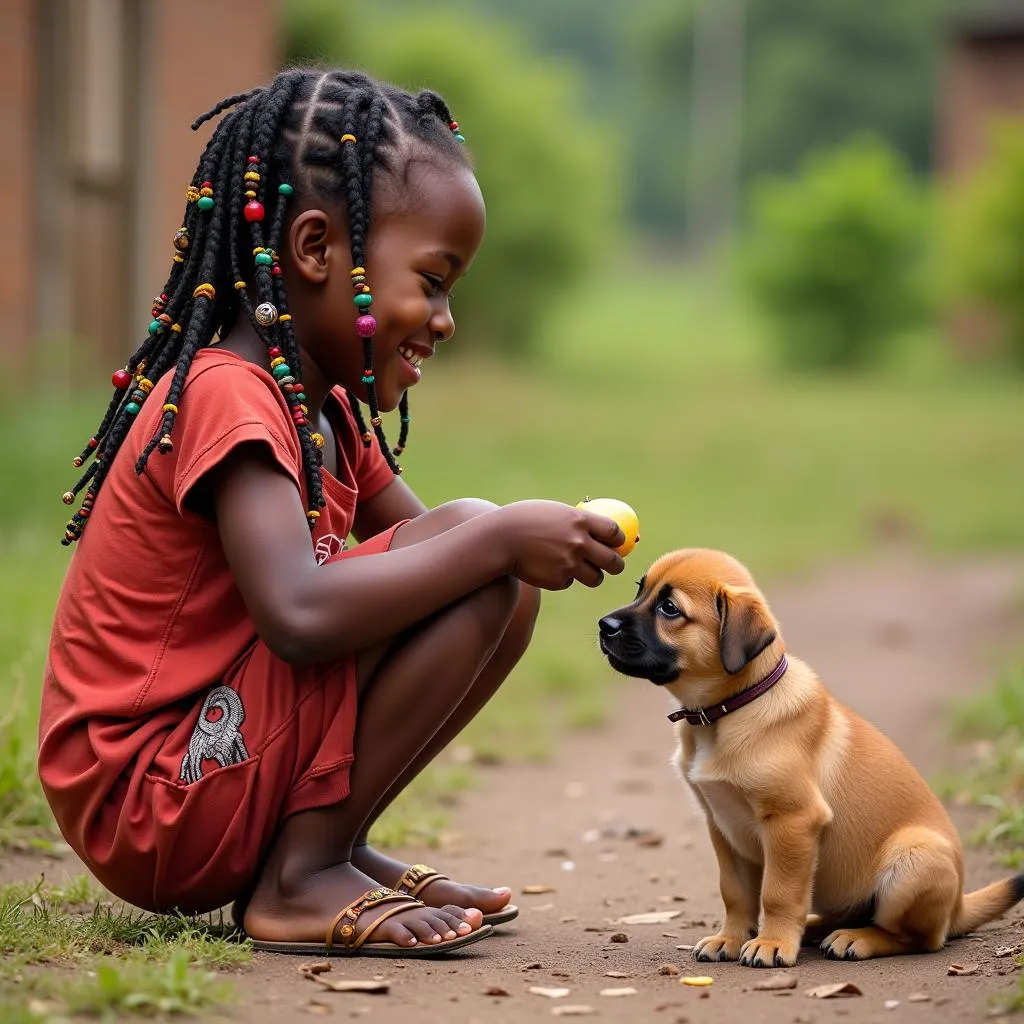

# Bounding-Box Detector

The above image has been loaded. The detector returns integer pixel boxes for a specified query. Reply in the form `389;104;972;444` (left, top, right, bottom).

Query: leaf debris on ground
600;987;638;997
753;974;797;991
530;986;572;999
947;963;979;977
551;1007;596;1017
804;982;862;999
616;910;681;926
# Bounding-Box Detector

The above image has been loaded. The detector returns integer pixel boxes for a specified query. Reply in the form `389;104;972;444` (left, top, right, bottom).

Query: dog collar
667;654;789;726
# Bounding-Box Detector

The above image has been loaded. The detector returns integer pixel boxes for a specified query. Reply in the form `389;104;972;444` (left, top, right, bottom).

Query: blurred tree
742;136;926;369
943;121;1024;367
283;0;621;356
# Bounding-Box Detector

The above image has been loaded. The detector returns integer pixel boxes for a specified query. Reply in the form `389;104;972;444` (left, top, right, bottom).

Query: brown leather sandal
250;885;493;957
395;863;519;928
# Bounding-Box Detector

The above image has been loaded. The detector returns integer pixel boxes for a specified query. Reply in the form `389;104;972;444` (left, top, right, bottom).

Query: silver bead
254;302;279;327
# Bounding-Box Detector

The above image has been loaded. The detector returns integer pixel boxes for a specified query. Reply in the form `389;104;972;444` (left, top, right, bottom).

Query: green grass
941;663;1024;867
0;875;247;1019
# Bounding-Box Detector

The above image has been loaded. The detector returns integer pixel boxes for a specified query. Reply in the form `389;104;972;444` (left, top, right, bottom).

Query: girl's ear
287;209;333;284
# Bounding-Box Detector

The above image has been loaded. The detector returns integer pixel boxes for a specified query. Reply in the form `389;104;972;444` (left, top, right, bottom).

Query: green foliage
283;0;621;356
742;136;926;368
942;121;1024;367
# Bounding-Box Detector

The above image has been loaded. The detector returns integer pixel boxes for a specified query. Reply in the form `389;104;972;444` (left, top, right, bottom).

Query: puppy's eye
658;598;683;620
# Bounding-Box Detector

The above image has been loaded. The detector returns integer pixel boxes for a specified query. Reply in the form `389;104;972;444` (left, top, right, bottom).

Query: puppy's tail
949;873;1024;937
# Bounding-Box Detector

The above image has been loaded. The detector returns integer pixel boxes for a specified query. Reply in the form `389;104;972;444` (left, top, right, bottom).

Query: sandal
250;886;493;957
395;863;519;928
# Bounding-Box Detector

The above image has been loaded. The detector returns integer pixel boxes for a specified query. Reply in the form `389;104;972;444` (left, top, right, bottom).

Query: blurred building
939;5;1024;180
1;0;278;360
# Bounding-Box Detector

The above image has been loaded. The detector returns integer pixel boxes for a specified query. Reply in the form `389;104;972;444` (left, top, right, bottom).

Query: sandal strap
325;886;424;951
395;863;449;899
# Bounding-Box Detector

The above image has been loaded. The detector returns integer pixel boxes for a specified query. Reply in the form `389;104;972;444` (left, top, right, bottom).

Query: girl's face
286;159;486;412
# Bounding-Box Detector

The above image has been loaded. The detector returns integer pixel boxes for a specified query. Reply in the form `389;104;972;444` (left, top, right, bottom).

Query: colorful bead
137;377;154;394
307;510;320;520
454;133;466;143
270;356;286;369
351;276;366;287
186;185;200;203
234;280;246;290
272;363;292;379
268;347;282;357
173;228;189;251
72;457;83;467
193;283;216;301
162;403;178;415
62;491;74;505
88;437;99;449
340;134;357;144
173;254;185;263
247;155;260;164
351;267;366;277
254;302;278;327
361;374;375;384
255;252;273;266
125;402;141;415
354;293;373;309
244;200;265;222
197;196;215;210
148;319;163;334
400;414;411;424
278;375;295;386
356;314;377;337
370;416;382;427
311;432;325;449
278;183;294;196
158;434;174;453
271;265;282;276
278;313;292;322
449;120;459;131
296;392;306;402
244;170;261;182
172;323;182;332
245;190;257;199
112;368;132;389
361;431;373;443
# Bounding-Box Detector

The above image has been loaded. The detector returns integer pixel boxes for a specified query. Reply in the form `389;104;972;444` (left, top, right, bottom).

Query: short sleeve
332;388;399;503
166;355;303;515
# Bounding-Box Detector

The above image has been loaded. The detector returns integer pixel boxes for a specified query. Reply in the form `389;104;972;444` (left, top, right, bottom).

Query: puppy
598;547;1023;966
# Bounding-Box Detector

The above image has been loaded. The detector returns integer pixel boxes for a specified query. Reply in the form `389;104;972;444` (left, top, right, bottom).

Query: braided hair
60;69;468;545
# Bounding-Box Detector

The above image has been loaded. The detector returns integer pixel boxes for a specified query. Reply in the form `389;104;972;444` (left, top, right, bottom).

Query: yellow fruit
575;497;640;556
680;976;714;987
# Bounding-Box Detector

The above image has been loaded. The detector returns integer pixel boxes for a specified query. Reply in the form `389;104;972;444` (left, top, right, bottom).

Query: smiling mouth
398;345;425;368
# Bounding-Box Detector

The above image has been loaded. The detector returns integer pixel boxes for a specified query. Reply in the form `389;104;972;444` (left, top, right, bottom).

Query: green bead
148;319;162;335
354;293;373;309
278;183;294;196
272;363;292;379
454;133;466;143
125;402;141;416
255;252;273;266
296;392;306;402
197;196;215;210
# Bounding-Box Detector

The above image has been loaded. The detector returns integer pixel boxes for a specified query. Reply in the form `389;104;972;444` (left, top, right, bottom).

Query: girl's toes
435;909;469;936
443;904;483;929
405;914;445;944
388;922;418;947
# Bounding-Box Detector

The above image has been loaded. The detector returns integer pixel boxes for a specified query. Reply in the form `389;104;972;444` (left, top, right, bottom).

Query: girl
38;68;625;958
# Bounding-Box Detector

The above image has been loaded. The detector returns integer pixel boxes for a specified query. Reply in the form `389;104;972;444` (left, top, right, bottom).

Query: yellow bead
278;314;292;323
234;280;246;290
270;357;285;369
137;378;153;394
162;403;178;414
171;323;182;332
252;247;265;255
300;404;308;414
173;254;184;263
199;187;213;198
340;134;357;144
244;171;261;182
186;186;200;203
350;266;366;277
245;190;257;198
311;432;325;449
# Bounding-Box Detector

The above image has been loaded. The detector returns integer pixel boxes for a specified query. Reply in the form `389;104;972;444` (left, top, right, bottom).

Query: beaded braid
60;69;468;544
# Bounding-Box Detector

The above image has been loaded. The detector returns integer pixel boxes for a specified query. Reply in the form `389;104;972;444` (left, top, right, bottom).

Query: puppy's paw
739;934;800;968
820;928;873;961
694;933;747;963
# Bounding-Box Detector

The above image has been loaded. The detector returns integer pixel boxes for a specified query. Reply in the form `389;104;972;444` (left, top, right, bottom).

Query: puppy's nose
598;615;624;638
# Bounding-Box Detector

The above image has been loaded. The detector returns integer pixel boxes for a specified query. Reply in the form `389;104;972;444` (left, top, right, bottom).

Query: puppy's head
598;548;783;702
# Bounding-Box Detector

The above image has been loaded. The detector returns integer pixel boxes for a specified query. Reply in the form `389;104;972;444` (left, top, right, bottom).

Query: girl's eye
658;598;683;620
421;274;444;295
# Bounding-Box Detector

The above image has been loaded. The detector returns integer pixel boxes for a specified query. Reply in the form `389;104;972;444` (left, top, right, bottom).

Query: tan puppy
598;548;1023;966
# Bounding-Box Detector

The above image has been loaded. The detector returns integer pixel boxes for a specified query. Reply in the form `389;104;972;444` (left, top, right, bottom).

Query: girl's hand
492;500;626;590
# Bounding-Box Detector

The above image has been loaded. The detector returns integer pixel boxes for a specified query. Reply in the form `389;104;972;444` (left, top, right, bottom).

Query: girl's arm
351;477;428;541
211;445;624;664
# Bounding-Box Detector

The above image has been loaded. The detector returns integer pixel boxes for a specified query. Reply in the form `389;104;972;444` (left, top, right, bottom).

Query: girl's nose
430;300;456;343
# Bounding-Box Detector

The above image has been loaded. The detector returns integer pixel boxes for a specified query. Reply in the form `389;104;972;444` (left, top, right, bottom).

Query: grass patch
941;663;1024;866
0;875;247;1019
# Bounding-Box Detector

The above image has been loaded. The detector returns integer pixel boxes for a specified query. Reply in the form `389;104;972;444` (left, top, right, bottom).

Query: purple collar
667;654;789;726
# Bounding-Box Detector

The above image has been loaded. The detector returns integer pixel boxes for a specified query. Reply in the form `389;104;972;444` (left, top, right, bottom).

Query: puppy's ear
716;584;777;675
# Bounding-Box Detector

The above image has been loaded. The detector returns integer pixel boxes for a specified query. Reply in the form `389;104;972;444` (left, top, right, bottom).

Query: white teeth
398;346;423;368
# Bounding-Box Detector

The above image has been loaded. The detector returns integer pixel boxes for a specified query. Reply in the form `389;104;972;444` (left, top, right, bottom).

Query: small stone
551;1008;596;1018
521;962;544;971
485;987;510;997
675;944;695;952
601;987;638;997
659;964;682;976
562;861;577;872
885;1000;900;1010
947;963;979;977
907;993;931;1003
523;885;556;895
610;932;629;943
529;986;571;999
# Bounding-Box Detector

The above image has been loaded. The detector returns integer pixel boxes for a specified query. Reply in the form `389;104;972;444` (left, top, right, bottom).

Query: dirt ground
7;551;1024;1023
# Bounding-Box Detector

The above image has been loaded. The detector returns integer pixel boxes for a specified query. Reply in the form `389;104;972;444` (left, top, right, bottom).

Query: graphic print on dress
179;686;251;784
314;533;346;566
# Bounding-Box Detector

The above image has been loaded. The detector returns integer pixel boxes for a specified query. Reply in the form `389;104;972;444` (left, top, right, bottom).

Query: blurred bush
741;136;926;369
283;0;622;357
941;120;1024;368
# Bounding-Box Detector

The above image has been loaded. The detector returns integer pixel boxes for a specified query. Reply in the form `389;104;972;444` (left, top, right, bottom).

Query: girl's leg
243;564;518;946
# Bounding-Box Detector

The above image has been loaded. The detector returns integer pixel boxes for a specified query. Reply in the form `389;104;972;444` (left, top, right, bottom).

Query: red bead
268;347;281;357
244;200;265;222
247;155;259;164
112;369;132;389
201;180;212;189
88;437;98;449
161;292;168;300
271;265;282;277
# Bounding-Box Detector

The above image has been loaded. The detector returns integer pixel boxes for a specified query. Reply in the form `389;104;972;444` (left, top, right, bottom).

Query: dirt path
8;553;1024;1022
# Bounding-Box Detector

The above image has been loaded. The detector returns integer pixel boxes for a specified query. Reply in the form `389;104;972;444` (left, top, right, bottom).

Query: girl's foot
244;859;483;947
352;843;512;921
